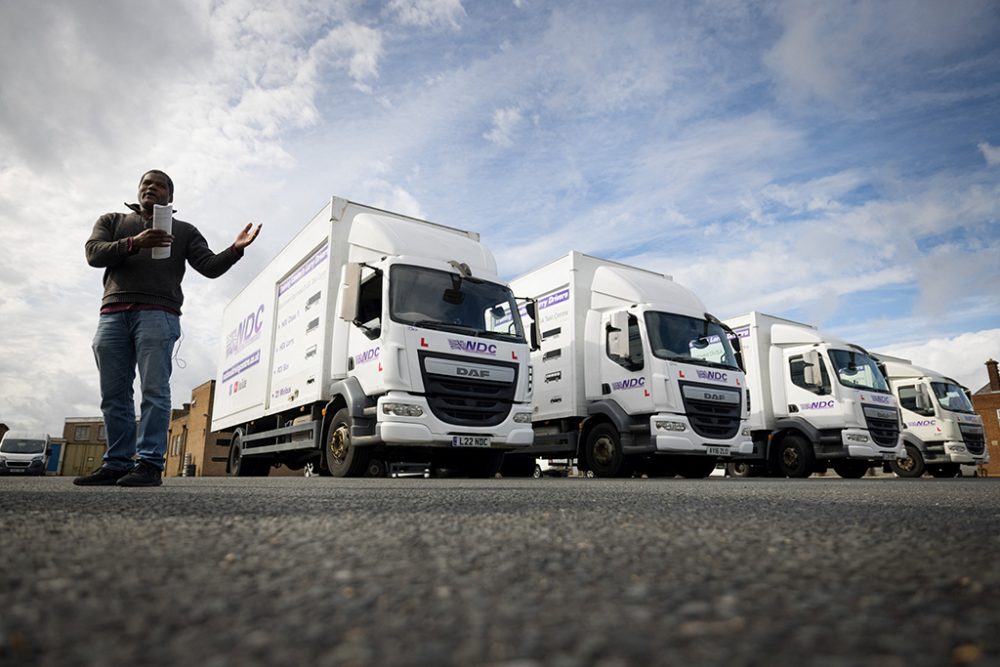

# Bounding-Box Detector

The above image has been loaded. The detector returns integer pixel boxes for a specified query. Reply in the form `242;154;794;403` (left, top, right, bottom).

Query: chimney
988;359;1000;392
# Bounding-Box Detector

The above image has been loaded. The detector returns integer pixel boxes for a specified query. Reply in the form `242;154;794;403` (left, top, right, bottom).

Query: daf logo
457;367;491;379
704;392;725;401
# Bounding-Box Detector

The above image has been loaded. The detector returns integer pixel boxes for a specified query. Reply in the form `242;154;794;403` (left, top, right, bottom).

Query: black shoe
74;466;130;486
116;461;163;487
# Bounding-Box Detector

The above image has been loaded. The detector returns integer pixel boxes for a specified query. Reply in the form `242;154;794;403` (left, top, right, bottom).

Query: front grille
863;405;900;447
420;352;517;427
959;423;985;455
678;381;742;440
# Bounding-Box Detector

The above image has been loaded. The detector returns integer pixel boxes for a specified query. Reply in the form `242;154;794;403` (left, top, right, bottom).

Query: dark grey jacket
85;207;243;314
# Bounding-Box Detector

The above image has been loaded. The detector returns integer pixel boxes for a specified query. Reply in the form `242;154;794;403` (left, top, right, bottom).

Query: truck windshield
389;265;525;342
0;439;45;454
643;312;740;370
828;349;890;392
930;381;975;414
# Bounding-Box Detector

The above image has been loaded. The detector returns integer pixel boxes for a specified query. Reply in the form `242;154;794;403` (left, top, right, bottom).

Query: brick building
165;380;233;477
972;359;1000;477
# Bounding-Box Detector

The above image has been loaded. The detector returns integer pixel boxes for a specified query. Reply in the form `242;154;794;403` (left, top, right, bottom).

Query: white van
0;431;51;476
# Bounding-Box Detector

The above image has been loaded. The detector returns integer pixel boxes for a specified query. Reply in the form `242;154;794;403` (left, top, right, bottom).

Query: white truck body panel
512;251;752;458
874;353;988;465
212;197;532;452
725;311;904;464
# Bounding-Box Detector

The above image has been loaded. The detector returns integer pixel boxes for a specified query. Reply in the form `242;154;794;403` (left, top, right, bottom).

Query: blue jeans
92;311;181;471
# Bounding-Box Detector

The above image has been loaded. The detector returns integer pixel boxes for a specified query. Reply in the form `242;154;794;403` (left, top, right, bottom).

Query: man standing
75;170;261;487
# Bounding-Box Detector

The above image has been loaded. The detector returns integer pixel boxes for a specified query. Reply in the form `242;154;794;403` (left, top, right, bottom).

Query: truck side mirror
607;311;630;358
338;262;361;322
526;299;541;351
803;349;821;387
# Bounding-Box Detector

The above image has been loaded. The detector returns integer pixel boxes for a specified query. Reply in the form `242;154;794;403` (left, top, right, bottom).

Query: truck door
600;311;653;414
784;349;839;428
346;268;385;394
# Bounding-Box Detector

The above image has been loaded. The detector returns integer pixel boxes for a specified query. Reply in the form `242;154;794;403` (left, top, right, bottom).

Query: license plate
882;452;897;460
706;446;729;456
452;436;492;448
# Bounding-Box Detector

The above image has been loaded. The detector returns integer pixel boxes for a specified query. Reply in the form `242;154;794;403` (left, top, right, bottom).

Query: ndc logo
448;339;498;356
800;400;835;410
354;347;380;365
909;420;936;427
696;370;728;382
866;394;892;404
612;377;646;391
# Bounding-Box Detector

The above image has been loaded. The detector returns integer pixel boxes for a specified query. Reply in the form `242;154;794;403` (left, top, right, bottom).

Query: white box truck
211;197;536;478
724;312;904;478
873;353;988;477
506;252;752;478
0;431;51;476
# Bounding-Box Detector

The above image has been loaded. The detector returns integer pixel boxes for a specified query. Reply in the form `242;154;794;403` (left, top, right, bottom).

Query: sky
1;0;999;436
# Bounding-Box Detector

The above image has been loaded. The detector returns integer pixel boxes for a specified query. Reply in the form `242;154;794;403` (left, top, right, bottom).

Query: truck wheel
325;409;372;478
675;457;717;479
890;445;925;478
228;434;270;477
364;459;387;478
775;435;815;478
532;464;543;479
585;424;629;477
832;459;869;479
726;461;759;478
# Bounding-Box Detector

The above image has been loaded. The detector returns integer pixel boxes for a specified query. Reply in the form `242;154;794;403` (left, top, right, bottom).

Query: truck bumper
941;441;979;464
375;394;533;449
843;429;904;461
650;416;754;456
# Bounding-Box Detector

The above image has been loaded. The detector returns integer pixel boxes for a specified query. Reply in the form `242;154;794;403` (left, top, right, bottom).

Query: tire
584;423;630;477
726;461;759;478
832;459;869;479
675;457;718;479
890;444;925;478
364;458;387;478
228;433;270;477
500;454;537;478
929;464;960;478
532;464;542;479
325;409;372;478
775;435;815;478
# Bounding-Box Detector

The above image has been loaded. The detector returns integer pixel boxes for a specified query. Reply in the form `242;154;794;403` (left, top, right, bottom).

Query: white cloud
879;329;1000;392
387;0;466;30
980;142;1000;166
483;107;523;147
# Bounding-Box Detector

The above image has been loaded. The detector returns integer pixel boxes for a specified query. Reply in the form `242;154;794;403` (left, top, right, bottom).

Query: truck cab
726;312;904;478
874;354;988;477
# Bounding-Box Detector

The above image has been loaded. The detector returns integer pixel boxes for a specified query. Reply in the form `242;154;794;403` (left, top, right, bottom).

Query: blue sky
1;0;999;434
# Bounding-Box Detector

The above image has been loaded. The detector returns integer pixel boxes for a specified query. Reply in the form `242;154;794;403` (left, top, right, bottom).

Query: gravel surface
1;476;998;667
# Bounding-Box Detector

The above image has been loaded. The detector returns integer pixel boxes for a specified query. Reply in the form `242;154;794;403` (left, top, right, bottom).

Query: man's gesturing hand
234;223;262;250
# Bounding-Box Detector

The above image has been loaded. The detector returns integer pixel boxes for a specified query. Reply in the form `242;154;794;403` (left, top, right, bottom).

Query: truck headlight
656;420;687;432
382;403;424;417
846;433;869;444
513;412;533;424
741;427;751;437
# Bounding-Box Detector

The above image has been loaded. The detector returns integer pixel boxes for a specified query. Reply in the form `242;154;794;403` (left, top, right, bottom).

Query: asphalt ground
1;476;998;667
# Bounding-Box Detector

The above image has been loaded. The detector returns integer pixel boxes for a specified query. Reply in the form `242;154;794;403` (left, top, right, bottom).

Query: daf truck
505;251;752;478
873;353;988;477
212;197;535;478
724;312;904;478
